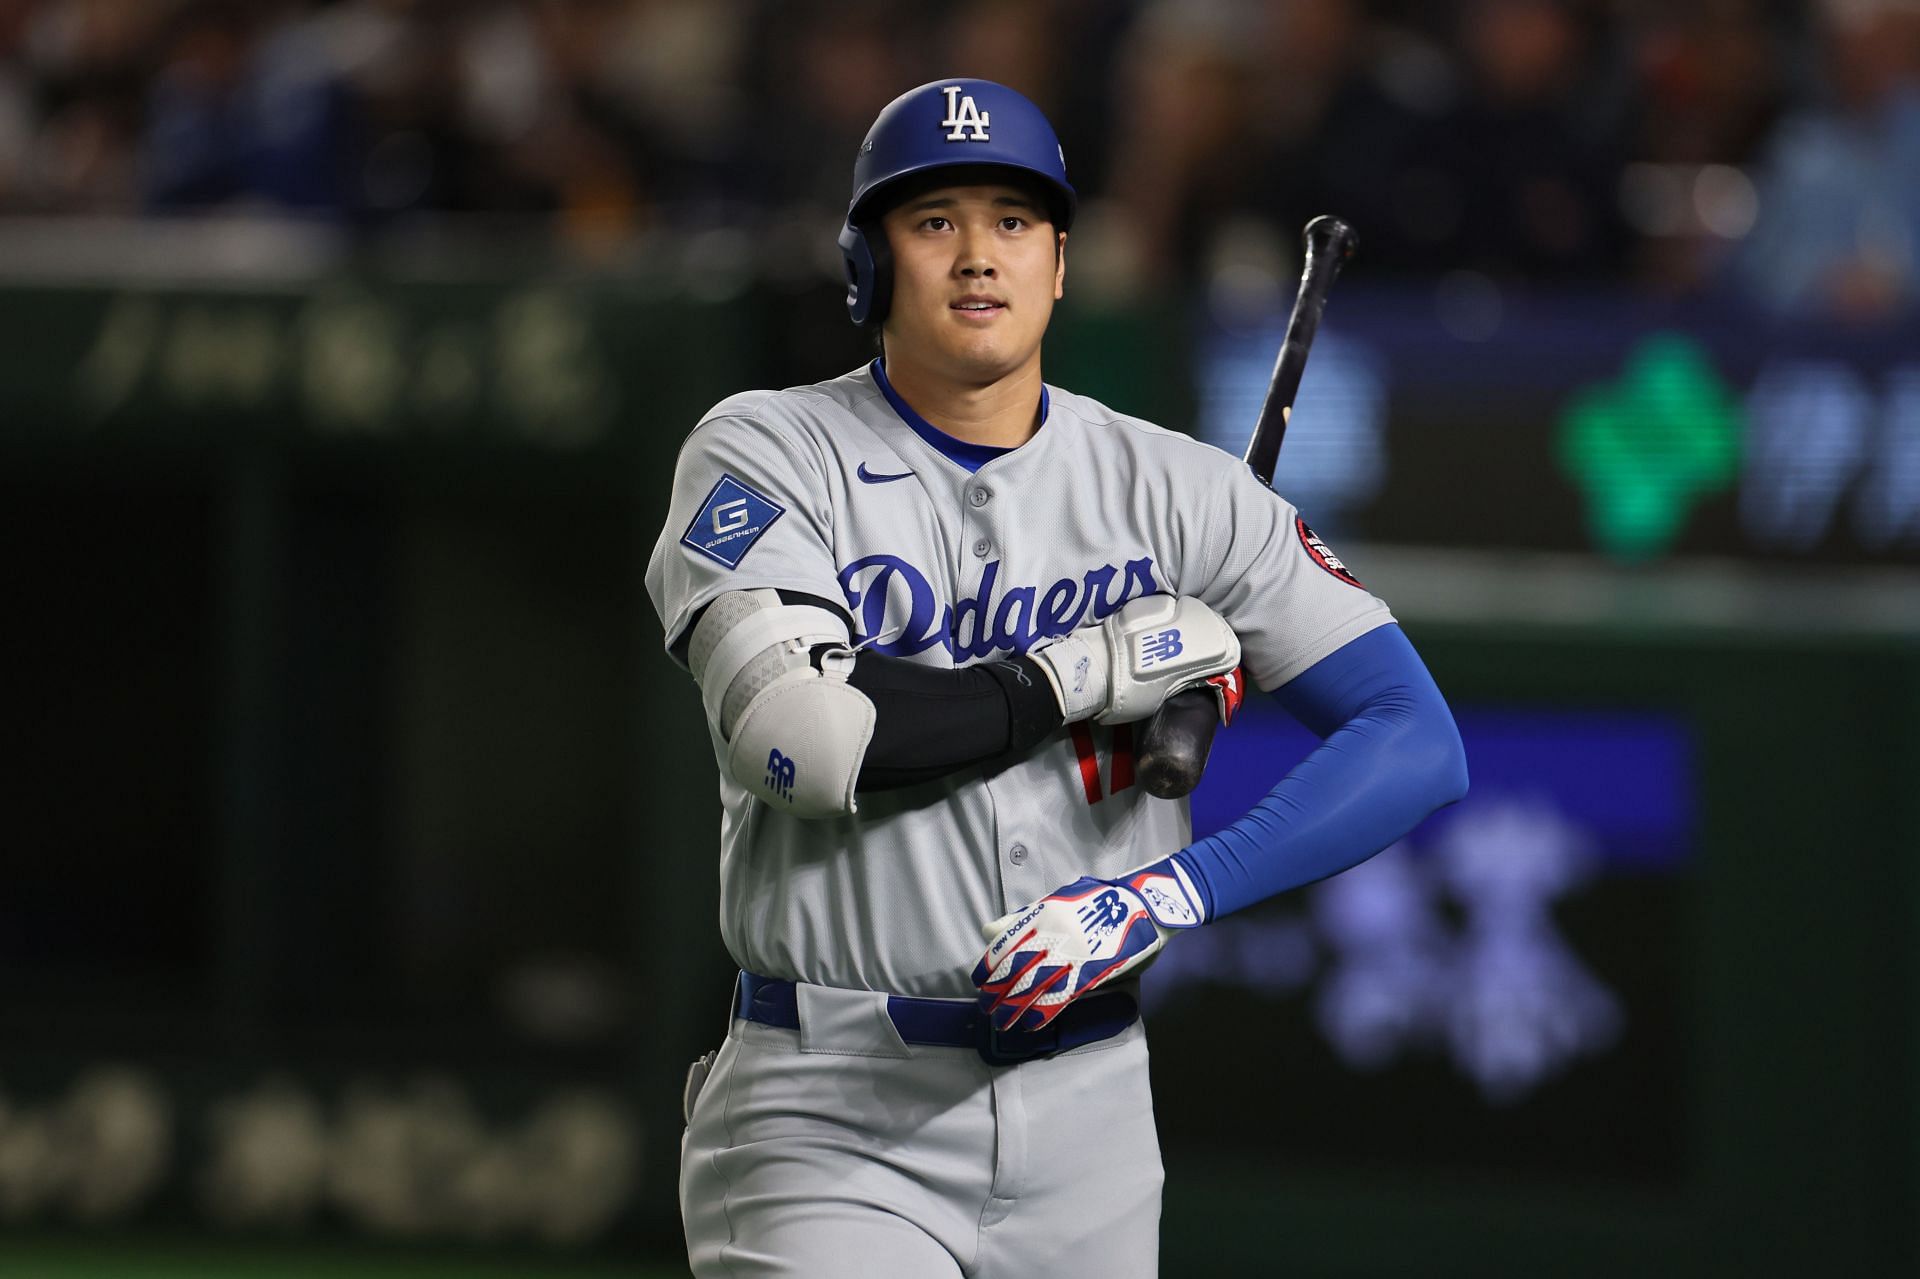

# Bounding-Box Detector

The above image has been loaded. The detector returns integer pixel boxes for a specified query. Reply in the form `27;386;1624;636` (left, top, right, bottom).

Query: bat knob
1304;215;1359;260
1135;688;1222;800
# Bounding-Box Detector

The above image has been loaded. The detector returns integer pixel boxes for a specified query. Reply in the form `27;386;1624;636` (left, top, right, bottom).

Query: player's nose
953;227;997;277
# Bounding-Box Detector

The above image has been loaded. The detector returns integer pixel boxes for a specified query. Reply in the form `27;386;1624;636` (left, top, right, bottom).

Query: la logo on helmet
940;86;990;141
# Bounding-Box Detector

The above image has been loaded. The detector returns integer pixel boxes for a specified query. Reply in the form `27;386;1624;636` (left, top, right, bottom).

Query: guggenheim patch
1296;517;1364;588
682;474;785;569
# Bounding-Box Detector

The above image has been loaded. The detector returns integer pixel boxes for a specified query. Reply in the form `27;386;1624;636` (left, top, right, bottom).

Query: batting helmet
837;79;1077;327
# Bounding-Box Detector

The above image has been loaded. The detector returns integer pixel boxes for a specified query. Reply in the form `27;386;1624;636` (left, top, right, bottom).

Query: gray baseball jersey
645;360;1392;999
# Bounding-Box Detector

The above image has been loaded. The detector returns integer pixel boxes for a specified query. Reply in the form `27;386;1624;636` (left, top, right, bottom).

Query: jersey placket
953;464;1052;917
957;470;1007;918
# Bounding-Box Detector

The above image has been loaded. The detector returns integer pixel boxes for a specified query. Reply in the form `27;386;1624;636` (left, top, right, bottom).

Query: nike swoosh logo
857;462;915;484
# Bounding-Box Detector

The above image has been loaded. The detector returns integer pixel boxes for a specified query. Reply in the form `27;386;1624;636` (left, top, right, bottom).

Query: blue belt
734;970;1138;1067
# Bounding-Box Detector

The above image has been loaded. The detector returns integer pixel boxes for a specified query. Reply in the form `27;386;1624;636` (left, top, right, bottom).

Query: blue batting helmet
837;79;1077;327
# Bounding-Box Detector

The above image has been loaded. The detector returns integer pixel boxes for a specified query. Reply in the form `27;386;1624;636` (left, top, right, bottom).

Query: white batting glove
972;858;1207;1032
1030;595;1240;725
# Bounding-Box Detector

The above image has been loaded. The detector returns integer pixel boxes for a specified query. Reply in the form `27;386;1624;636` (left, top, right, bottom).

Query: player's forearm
845;589;1240;790
848;651;1060;790
1170;624;1468;920
682;587;1238;801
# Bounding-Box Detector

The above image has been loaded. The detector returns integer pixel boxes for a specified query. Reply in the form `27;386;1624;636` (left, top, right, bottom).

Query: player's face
879;182;1065;382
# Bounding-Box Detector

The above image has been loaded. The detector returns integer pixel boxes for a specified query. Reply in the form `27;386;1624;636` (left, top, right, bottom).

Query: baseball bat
1134;214;1360;800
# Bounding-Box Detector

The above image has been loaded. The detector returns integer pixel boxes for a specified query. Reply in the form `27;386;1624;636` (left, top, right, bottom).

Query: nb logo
766;749;797;802
712;498;750;534
940;86;991;142
1078;889;1130;936
1138;629;1184;667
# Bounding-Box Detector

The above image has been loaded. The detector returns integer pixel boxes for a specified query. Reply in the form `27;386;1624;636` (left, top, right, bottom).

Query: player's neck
880;352;1045;450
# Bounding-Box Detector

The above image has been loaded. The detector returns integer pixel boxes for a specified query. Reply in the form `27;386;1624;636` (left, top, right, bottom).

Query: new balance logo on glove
1078;890;1131;936
1138;629;1184;667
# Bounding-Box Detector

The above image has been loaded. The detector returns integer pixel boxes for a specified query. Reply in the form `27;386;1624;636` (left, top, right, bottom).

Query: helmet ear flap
837;221;892;328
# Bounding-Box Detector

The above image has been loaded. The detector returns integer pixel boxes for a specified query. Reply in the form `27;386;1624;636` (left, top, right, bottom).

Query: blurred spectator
13;0;162;214
1101;0;1267;285
1101;0;1632;291
1616;0;1787;292
1245;1;1458;276
484;0;645;242
932;0;1060;114
1399;0;1634;279
0;0;1907;313
737;0;912;218
1727;0;1920;319
0;2;34;206
1622;0;1783;166
143;1;358;214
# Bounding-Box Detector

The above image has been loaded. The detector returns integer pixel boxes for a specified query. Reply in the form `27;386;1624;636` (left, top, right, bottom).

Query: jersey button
972;538;991;558
969;487;991;508
1009;843;1028;865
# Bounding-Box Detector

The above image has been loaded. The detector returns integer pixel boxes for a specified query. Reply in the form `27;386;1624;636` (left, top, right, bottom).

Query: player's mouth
950;296;1007;320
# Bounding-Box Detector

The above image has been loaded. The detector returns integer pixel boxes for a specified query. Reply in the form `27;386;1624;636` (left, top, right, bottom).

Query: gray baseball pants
680;980;1162;1277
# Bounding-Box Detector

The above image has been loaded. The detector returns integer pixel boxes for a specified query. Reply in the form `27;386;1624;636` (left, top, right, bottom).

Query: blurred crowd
0;0;1918;316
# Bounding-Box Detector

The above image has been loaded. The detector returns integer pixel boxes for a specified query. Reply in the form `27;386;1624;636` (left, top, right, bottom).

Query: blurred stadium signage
72;288;619;446
1196;285;1920;564
1;276;1915;565
0;279;744;452
0;1066;638;1244
1556;334;1741;562
1156;705;1690;1182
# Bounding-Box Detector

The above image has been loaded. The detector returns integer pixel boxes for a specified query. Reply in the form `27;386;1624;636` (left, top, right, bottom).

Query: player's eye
922;216;951;231
999;216;1026;231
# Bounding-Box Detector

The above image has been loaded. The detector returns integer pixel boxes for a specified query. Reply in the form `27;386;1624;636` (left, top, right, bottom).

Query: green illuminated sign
1557;333;1741;562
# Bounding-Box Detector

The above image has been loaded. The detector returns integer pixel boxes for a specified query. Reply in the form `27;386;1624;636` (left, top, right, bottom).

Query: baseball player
647;79;1468;1278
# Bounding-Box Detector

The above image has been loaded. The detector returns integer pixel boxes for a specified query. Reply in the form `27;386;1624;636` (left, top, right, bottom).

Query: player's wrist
1030;631;1109;723
1125;855;1209;929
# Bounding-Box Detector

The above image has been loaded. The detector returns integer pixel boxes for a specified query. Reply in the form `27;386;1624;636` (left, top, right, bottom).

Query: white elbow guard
687;589;876;817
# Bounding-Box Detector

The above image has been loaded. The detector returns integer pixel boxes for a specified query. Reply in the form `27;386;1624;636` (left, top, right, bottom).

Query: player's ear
1054;230;1066;300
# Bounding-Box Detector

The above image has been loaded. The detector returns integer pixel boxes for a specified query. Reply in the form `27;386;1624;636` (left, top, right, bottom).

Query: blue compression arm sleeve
1169;623;1469;920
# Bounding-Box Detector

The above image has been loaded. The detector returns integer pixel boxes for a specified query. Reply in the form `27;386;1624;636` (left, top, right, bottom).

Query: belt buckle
973;991;1139;1066
976;1020;1060;1067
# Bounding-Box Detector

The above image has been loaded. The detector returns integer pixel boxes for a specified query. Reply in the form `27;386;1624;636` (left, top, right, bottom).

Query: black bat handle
1136;686;1221;800
1136;215;1358;801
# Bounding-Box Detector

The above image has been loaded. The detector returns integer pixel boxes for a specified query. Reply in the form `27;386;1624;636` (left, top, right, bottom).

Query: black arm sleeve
846;649;1063;790
676;591;1063;792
